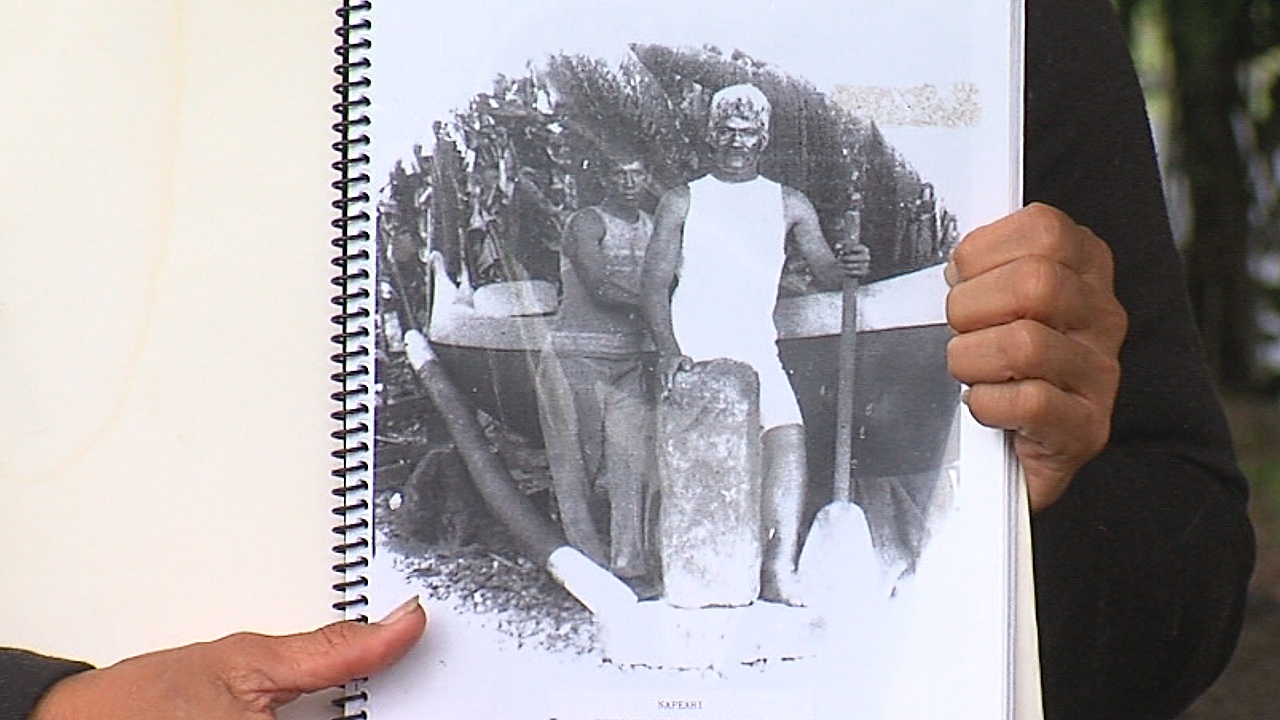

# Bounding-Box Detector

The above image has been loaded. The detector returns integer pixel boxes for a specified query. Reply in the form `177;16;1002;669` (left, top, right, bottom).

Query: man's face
710;115;767;173
606;159;648;205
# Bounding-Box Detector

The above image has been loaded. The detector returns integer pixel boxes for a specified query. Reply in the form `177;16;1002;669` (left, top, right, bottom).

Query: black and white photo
353;2;1022;718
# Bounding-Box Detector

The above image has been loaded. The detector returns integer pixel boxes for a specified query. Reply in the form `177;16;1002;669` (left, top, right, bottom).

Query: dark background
1116;1;1280;715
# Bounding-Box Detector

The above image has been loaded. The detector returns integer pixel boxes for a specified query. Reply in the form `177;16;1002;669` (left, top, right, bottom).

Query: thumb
256;597;427;697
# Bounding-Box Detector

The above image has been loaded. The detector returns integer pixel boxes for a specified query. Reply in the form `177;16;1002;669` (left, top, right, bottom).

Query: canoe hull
431;322;958;482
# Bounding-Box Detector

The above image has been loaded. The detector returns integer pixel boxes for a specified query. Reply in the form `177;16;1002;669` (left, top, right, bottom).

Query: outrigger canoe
423;253;959;486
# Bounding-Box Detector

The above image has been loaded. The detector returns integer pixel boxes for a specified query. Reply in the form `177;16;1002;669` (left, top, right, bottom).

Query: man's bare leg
761;423;807;605
535;352;609;565
602;377;655;579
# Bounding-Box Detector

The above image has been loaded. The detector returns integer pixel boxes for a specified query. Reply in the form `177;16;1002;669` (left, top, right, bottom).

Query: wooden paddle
797;223;880;606
832;273;859;507
831;208;863;505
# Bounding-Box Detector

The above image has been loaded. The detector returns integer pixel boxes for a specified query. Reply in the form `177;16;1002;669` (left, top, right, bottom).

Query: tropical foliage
375;45;955;331
1117;0;1280;390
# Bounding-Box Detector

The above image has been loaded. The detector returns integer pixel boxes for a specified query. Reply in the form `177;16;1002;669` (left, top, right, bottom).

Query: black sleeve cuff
0;648;94;720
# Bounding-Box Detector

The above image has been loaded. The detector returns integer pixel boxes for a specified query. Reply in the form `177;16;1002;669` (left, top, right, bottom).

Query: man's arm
782;187;869;290
561;209;640;309
26;598;425;720
641;186;692;391
946;1;1254;718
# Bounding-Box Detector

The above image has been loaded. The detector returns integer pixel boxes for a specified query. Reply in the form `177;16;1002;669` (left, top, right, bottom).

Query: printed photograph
356;2;1019;716
372;42;959;653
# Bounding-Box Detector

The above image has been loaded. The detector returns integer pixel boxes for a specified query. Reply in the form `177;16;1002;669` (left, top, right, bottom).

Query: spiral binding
331;1;374;718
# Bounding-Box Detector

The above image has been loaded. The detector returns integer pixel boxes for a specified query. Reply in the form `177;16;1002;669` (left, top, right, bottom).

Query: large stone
657;359;762;608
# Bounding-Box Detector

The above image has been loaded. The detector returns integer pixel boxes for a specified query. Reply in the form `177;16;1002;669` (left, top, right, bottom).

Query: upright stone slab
658;359;762;608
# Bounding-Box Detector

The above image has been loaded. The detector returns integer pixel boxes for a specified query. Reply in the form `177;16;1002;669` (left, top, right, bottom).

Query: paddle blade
797;501;885;608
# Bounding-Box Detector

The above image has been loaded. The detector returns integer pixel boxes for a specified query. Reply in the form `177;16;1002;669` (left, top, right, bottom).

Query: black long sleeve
1025;1;1255;718
0;649;91;720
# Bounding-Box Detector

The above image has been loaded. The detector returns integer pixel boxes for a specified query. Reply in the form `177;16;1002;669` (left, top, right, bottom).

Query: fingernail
377;596;423;625
944;259;959;287
960;387;971;405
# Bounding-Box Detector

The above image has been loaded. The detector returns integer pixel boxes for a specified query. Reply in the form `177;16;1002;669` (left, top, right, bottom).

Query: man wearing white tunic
641;84;870;603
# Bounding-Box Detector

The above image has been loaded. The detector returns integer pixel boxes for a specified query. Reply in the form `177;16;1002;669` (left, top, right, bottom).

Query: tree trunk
1167;0;1257;389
